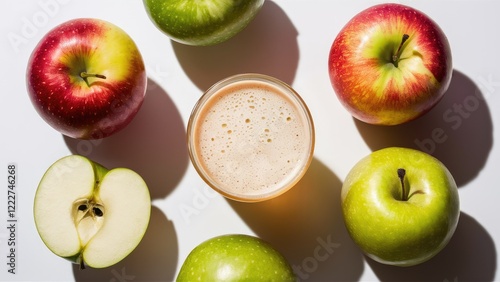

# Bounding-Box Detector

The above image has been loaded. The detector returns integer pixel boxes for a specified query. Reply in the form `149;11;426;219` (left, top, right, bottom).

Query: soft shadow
64;78;189;199
172;0;299;90
73;206;179;282
355;70;493;187
367;212;497;282
228;158;364;281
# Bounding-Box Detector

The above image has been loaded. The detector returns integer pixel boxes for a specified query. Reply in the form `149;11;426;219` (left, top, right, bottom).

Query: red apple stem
392;34;410;67
397;168;408;201
80;72;106;80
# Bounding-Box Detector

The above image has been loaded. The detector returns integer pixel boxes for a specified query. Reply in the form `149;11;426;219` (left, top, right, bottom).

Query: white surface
0;0;498;281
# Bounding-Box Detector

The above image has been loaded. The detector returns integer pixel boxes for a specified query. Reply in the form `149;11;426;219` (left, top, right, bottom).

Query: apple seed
93;207;103;217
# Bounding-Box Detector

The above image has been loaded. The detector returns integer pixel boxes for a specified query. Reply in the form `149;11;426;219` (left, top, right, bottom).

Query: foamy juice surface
190;76;314;201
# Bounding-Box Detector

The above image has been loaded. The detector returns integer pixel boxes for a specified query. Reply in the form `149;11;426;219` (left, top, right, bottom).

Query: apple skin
26;18;147;139
328;3;452;125
341;147;460;266
143;0;265;46
177;234;296;281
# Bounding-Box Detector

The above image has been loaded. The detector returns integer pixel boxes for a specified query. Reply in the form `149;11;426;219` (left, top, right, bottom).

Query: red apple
328;3;452;125
26;18;147;139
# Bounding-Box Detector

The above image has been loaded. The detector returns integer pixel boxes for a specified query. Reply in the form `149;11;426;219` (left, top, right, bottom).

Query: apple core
188;74;314;202
73;198;105;262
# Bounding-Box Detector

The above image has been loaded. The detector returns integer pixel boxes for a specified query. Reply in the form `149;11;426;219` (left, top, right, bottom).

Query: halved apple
33;155;151;269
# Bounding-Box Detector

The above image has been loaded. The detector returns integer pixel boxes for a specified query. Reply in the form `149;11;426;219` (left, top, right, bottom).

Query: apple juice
188;74;315;202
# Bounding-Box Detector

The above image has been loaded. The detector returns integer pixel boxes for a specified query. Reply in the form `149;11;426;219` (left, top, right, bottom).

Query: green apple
33;155;151;269
341;147;460;266
177;234;296;281
142;0;265;46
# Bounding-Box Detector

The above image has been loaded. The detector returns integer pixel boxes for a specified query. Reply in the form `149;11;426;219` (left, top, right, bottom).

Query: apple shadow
171;0;299;91
228;158;364;281
354;70;494;187
72;206;179;282
64;78;189;199
366;212;497;281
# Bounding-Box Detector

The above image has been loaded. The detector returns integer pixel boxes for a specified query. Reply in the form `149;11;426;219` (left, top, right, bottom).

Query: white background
1;0;499;281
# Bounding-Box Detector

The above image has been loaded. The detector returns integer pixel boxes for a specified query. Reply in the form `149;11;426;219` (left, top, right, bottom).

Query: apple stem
80;72;106;87
80;71;106;79
392;34;410;67
79;257;86;270
398;168;408;201
80;72;106;79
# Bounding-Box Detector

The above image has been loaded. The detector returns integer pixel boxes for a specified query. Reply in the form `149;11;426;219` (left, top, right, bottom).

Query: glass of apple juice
187;73;315;202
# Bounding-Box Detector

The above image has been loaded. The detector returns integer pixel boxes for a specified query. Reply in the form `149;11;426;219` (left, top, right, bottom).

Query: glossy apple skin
177;234;296;281
328;4;452;125
26;18;147;139
143;0;264;46
341;147;460;266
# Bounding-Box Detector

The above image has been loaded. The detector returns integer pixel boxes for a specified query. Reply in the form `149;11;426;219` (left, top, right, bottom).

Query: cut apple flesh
34;155;98;259
82;168;151;268
34;155;151;268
